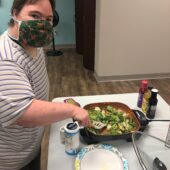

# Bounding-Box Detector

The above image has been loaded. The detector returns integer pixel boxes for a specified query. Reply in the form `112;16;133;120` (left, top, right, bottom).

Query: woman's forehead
19;0;53;17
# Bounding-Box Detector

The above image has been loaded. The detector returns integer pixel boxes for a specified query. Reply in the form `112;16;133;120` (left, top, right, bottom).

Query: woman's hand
72;106;91;127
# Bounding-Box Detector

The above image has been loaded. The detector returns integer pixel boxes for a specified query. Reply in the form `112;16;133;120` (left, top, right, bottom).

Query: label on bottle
150;106;156;114
141;98;149;113
137;93;144;108
64;122;80;156
65;132;79;155
147;105;156;119
141;90;152;113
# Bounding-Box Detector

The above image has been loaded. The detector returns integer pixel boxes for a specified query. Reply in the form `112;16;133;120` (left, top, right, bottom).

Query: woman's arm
16;99;90;127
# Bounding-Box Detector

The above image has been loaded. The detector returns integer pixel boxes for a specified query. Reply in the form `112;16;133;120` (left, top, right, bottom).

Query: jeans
19;150;41;170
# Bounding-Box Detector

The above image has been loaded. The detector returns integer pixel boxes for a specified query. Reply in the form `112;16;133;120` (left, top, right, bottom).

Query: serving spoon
91;121;106;129
74;120;106;130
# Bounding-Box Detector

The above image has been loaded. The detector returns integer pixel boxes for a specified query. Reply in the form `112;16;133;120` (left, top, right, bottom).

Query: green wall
55;0;75;45
0;0;75;45
0;0;11;34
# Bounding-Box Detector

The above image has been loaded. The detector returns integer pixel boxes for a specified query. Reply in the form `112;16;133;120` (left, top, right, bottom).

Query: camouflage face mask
13;18;53;47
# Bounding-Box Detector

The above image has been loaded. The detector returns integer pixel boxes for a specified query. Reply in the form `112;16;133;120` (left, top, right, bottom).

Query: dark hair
9;0;55;26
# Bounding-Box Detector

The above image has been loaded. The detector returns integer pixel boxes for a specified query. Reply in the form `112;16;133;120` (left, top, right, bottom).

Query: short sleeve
0;60;35;127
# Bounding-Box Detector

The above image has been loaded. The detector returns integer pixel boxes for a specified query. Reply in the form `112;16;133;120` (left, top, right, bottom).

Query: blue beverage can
64;121;80;156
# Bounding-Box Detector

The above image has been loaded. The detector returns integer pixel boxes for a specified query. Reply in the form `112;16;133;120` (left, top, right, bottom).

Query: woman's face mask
13;17;53;47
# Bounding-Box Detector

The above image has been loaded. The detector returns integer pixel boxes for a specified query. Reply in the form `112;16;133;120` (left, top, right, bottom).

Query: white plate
75;144;128;170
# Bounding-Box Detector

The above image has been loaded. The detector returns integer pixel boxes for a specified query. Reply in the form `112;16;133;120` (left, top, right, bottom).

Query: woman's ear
12;9;17;18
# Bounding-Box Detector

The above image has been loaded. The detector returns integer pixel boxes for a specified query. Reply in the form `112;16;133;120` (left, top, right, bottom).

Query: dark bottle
147;89;158;119
137;80;148;108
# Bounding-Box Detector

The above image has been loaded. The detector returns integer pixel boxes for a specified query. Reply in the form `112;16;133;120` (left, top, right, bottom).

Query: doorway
75;0;96;71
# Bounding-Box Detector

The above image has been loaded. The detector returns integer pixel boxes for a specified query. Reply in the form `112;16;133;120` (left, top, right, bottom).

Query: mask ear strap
12;16;21;25
10;16;22;41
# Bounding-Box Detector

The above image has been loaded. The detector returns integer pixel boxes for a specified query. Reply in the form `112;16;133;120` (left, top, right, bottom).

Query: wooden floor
41;48;170;170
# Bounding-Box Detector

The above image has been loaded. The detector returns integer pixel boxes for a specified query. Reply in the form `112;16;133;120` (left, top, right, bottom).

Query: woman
0;0;90;170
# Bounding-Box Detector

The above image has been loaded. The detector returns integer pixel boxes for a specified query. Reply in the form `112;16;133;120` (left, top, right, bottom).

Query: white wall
95;0;170;80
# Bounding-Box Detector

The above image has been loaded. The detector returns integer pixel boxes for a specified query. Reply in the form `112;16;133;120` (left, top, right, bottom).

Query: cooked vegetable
87;105;136;135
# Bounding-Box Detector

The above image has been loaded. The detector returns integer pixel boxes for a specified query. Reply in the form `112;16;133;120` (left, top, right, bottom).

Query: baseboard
94;72;170;82
44;44;76;50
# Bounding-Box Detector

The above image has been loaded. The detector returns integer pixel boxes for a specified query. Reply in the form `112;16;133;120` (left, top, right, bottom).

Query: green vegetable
88;105;136;135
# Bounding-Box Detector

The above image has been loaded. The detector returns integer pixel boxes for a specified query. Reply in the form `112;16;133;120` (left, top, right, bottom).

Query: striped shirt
0;31;49;170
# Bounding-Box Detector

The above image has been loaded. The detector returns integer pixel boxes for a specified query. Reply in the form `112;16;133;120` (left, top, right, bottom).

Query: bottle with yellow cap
141;86;153;114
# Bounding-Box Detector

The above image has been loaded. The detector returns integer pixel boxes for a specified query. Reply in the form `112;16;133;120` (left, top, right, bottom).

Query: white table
48;93;170;170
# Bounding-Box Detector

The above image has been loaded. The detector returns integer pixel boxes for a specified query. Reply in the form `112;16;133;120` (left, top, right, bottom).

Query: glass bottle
141;86;153;114
147;89;158;119
137;80;148;108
